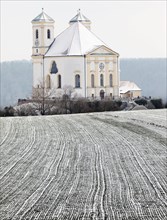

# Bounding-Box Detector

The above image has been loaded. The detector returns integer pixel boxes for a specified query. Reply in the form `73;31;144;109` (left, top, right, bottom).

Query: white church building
31;9;120;99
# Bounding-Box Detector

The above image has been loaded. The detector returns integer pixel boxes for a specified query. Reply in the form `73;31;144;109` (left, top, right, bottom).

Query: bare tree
32;84;57;115
62;85;74;114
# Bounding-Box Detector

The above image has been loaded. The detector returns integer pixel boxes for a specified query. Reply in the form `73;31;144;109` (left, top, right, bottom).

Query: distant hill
0;58;166;108
120;58;166;102
0;60;33;108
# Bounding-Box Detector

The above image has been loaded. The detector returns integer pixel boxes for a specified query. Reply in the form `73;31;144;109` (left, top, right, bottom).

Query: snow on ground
0;109;166;219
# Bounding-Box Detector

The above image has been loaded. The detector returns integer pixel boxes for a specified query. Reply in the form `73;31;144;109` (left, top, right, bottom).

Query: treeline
0;98;122;116
0;97;165;117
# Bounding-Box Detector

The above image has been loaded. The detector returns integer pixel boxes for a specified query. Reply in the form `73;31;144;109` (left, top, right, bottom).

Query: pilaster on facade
95;60;99;89
86;60;91;88
105;60;109;87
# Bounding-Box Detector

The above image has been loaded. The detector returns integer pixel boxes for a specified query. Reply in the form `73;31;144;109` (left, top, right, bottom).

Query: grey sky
1;0;166;61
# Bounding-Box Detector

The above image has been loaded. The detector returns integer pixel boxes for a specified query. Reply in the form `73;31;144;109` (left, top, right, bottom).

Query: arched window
91;74;94;88
46;75;51;89
35;29;38;39
100;74;104;87
109;74;113;87
58;75;61;88
47;29;51;39
75;74;80;88
50;61;58;74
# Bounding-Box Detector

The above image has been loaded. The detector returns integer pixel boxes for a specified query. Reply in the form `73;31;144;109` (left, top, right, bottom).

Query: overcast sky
1;0;166;61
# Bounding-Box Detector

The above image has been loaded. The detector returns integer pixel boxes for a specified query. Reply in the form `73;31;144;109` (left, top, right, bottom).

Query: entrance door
100;90;105;99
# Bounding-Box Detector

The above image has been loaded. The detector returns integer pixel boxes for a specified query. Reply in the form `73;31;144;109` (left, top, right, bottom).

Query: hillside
0;109;166;219
120;58;167;102
0;58;166;107
0;60;33;107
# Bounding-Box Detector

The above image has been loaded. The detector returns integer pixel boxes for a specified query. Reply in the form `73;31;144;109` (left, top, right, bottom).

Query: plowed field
0;109;166;219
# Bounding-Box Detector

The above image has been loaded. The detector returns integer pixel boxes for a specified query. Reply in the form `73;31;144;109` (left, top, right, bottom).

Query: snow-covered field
0;109;166;220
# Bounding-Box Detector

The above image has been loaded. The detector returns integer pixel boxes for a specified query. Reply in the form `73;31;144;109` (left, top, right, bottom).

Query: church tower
31;9;55;89
31;8;55;56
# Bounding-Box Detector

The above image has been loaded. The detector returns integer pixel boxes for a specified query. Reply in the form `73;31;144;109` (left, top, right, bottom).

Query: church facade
32;9;120;99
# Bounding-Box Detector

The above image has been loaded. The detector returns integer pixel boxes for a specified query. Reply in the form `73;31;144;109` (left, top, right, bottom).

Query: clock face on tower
99;63;105;70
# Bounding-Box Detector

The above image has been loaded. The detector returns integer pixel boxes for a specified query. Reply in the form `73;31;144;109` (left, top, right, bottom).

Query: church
31;9;120;99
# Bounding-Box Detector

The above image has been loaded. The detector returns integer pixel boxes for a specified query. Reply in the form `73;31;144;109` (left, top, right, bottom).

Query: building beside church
120;81;141;98
31;9;120;99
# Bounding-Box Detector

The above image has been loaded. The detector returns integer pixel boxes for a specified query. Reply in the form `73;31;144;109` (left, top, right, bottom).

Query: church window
46;75;51;89
58;75;61;88
91;74;94;87
36;29;38;39
50;61;58;74
36;49;38;53
100;74;104;87
75;74;80;88
109;74;113;87
47;29;51;39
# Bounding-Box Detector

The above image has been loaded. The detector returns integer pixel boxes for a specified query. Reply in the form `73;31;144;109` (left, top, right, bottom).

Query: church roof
69;10;90;23
120;81;141;94
45;22;113;56
32;9;54;23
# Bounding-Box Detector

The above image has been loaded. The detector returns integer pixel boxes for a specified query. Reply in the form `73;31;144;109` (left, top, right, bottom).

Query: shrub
70;99;91;113
90;100;122;112
15;104;37;116
3;106;14;116
0;108;5;117
150;99;163;109
165;102;167;108
115;100;122;108
146;100;155;109
134;98;147;106
120;101;128;110
64;99;122;114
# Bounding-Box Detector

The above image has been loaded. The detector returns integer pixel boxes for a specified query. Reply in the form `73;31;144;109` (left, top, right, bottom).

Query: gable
88;46;119;56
